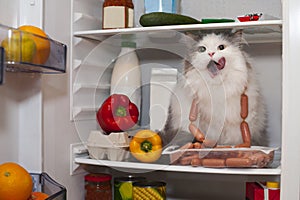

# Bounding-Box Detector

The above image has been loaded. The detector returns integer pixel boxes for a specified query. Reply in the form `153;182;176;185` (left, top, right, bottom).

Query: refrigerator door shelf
0;24;67;74
31;172;66;200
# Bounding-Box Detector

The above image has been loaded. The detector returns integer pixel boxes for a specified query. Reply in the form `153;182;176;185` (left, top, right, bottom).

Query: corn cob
133;187;164;200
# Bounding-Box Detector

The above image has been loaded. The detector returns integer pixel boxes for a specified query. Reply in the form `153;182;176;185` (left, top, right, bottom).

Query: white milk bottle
110;41;141;113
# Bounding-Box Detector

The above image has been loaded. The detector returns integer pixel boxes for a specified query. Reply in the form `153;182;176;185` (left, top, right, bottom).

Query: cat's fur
160;30;267;147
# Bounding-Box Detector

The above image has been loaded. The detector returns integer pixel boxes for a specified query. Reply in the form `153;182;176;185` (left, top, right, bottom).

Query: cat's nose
208;52;215;57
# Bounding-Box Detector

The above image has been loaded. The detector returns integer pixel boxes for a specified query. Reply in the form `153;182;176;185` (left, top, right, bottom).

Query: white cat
160;30;267;147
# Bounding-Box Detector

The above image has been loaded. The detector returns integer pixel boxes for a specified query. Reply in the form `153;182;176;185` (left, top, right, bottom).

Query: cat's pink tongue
207;57;226;78
216;57;226;70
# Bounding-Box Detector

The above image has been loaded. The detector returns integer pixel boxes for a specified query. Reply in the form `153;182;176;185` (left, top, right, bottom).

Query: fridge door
0;0;43;172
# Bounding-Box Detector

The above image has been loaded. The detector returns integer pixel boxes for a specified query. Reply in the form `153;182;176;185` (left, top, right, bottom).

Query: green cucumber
139;12;201;27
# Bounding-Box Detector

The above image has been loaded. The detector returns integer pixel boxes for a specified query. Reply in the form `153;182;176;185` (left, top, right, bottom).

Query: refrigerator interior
0;0;293;199
70;0;283;199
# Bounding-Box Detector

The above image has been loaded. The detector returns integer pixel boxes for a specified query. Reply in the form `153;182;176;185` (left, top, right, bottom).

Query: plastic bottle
266;181;280;200
110;41;141;113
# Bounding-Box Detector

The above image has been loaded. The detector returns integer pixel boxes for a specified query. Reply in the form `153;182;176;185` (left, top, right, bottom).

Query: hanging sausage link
235;92;251;148
188;97;205;143
240;93;248;119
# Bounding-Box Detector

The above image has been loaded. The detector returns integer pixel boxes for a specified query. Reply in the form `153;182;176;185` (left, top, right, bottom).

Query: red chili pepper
96;94;139;134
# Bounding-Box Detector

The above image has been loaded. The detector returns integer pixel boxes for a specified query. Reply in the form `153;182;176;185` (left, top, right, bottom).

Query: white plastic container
150;68;177;131
110;41;141;113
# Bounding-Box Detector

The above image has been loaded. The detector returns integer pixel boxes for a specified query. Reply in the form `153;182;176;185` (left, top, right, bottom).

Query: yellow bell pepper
129;130;162;163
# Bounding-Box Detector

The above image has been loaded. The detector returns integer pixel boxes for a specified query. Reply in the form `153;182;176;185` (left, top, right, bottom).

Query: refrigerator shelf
71;143;281;176
73;19;282;44
0;24;67;74
73;83;110;93
30;172;66;200
74;156;281;176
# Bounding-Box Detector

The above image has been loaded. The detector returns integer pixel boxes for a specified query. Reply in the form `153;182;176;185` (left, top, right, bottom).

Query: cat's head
185;29;248;81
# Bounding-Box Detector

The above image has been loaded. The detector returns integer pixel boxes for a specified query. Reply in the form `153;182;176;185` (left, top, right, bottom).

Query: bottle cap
266;181;280;189
121;41;136;48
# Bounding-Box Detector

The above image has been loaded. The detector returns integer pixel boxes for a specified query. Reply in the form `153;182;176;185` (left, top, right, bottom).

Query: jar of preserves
102;0;134;29
85;173;112;200
132;181;166;200
114;176;146;200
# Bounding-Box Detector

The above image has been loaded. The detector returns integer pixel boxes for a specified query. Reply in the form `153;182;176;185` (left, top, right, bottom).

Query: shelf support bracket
70;143;88;175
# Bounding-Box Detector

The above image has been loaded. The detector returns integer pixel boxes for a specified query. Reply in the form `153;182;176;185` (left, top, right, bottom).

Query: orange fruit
29;192;49;200
0;162;33;200
18;25;50;65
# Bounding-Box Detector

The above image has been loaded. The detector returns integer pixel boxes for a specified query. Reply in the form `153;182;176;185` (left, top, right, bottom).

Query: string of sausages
238;93;251;148
188;91;251;148
174;92;273;168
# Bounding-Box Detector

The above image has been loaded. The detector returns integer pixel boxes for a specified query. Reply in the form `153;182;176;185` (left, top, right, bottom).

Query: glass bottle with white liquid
110;41;141;114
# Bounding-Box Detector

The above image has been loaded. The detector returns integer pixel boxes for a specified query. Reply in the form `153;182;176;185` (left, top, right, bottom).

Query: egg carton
86;131;130;161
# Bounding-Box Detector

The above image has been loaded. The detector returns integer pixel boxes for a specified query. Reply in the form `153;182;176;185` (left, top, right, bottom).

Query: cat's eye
218;45;225;50
198;46;206;52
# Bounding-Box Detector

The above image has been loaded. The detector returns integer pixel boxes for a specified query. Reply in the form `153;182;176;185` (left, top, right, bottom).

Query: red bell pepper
96;94;139;134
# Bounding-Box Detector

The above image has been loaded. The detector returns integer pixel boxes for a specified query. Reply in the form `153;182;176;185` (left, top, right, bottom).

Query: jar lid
114;176;146;183
85;173;112;182
132;181;166;188
266;181;280;189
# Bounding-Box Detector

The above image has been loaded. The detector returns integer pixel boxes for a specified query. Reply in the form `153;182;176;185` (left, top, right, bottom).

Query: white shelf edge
74;12;96;22
72;107;97;119
73;20;283;40
73;59;82;70
74;156;281;176
73;12;101;25
70;143;89;175
73;83;110;93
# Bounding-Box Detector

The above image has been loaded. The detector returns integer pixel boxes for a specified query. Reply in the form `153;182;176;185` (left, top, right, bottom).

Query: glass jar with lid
85;173;112;200
114;176;146;200
102;0;134;29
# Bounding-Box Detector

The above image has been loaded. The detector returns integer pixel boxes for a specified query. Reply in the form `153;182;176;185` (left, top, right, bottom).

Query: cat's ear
233;29;243;39
182;31;201;49
232;29;247;45
184;31;201;41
